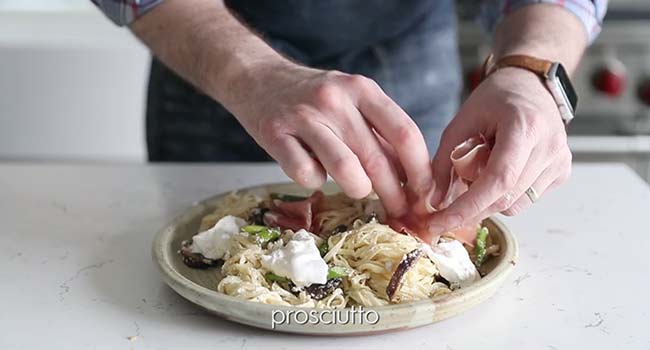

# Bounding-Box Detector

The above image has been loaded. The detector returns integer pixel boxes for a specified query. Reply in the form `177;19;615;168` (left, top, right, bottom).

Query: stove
457;0;650;181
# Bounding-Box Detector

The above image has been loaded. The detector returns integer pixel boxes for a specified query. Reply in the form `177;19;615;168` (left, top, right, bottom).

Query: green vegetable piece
242;225;280;244
265;272;288;283
475;226;489;267
270;193;308;202
242;225;267;234
318;242;329;257
327;266;351;279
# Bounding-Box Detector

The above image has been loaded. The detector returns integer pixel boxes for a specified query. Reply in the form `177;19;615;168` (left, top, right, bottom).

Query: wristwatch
483;54;578;125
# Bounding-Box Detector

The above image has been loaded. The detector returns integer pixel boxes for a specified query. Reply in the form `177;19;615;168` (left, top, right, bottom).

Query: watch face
554;63;578;113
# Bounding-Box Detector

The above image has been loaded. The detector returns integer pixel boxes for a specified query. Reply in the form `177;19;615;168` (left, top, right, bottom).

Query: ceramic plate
152;182;518;335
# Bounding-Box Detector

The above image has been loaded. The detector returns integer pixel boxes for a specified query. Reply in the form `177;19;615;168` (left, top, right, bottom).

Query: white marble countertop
1;162;649;349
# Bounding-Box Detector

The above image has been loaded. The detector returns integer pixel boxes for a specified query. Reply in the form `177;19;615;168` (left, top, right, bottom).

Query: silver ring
525;186;539;203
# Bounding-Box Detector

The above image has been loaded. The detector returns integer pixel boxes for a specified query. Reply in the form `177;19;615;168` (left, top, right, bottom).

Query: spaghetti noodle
181;190;498;309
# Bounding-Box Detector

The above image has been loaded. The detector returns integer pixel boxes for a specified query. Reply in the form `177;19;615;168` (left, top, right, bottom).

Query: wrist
491;4;587;75
485;56;577;125
207;51;293;107
485;64;553;106
484;61;545;93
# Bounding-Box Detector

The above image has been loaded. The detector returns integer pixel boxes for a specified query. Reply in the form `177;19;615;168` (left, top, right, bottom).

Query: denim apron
146;0;461;161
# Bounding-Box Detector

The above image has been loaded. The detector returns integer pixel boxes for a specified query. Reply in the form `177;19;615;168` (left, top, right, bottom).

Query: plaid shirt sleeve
90;0;165;26
479;0;608;44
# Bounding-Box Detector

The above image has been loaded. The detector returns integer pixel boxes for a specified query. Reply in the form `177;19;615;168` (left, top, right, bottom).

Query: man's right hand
130;0;433;216
226;63;433;218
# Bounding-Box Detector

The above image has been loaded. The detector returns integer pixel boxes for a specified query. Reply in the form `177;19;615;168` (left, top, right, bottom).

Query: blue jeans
146;0;461;161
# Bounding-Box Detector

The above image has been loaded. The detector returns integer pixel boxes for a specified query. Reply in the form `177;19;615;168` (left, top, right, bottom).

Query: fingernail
445;214;463;228
433;186;444;204
428;223;445;235
429;185;446;212
393;206;408;218
387;202;408;219
423;182;437;214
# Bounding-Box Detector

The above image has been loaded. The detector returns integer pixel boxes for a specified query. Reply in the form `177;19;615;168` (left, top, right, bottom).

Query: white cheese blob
190;215;246;260
422;240;479;287
260;229;328;287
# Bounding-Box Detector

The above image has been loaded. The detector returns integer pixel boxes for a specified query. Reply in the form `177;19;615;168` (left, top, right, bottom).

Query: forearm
492;4;587;74
129;0;290;107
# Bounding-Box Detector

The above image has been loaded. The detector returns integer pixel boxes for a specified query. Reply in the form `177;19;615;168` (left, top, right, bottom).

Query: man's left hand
425;67;573;235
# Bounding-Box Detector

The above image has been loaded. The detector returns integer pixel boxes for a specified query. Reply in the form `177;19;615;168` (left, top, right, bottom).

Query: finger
461;145;571;222
465;154;553;222
373;130;406;182
477;146;554;218
266;135;327;189
427;120;534;234
429;119;475;209
301;123;373;199
353;77;432;195
501;152;572;216
344;115;408;217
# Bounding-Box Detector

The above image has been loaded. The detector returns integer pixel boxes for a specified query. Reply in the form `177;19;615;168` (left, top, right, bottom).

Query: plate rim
152;182;519;328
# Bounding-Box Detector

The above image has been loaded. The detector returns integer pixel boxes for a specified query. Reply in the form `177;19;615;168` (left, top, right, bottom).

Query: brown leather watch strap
484;54;553;78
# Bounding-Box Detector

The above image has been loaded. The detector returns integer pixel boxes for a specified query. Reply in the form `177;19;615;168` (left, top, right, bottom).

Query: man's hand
426;67;572;233
227;63;433;218
424;3;587;235
130;0;434;216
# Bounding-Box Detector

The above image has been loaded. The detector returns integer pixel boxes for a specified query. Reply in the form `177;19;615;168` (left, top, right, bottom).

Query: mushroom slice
179;239;221;269
248;207;269;226
386;248;424;302
305;278;343;300
331;224;348;235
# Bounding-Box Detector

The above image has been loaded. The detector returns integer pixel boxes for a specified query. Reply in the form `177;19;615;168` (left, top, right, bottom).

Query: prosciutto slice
439;135;490;210
263;191;325;232
389;135;491;246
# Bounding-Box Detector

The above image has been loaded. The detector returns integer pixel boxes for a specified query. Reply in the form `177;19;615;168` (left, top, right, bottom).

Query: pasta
325;221;439;305
199;192;262;231
181;190;498;309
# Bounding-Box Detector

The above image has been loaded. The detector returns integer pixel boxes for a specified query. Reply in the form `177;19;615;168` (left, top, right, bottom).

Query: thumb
428;118;474;212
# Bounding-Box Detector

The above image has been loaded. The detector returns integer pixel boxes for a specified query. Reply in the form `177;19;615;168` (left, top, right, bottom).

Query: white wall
0;1;149;162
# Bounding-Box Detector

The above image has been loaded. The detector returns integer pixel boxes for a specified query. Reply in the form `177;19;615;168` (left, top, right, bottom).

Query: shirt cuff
479;0;609;45
90;0;165;26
